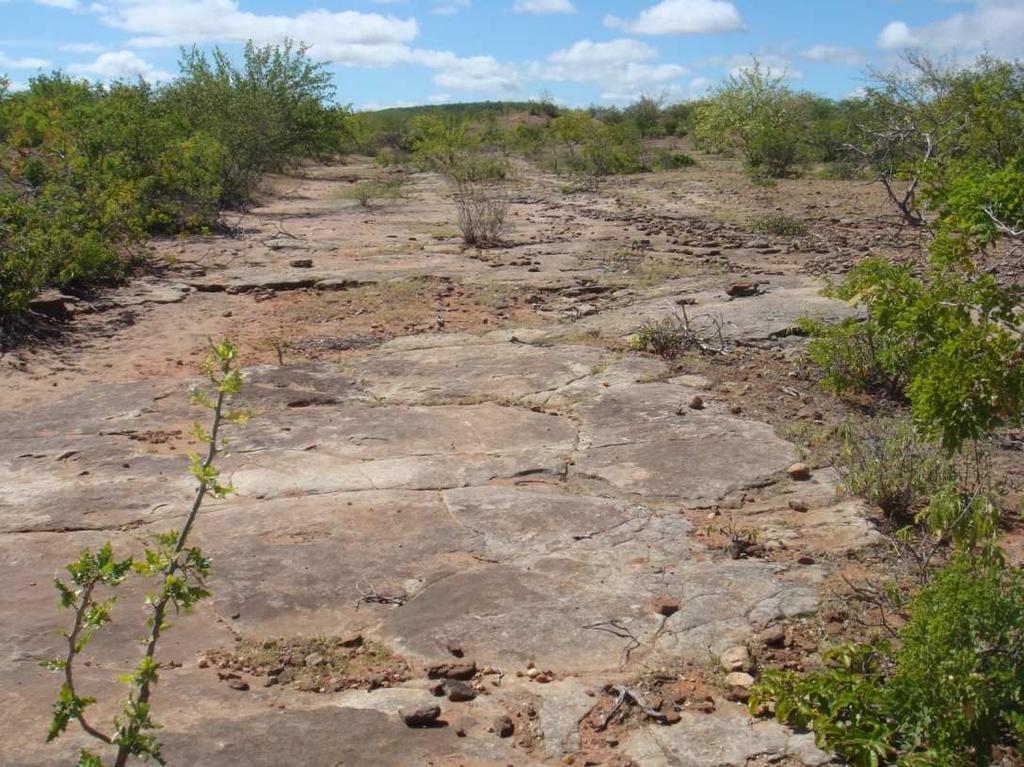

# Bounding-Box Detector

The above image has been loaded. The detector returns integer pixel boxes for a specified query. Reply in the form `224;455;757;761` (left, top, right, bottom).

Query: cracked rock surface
0;161;869;766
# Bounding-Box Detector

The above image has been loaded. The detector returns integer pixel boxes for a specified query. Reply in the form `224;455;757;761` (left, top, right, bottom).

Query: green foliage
852;55;1024;231
752;558;1024;766
803;258;1023;450
1;41;346;333
835;417;950;520
694;61;809;178
632;317;692;358
409;112;476;171
749;214;808;237
654;150;697;170
44;341;246;766
338;178;406;208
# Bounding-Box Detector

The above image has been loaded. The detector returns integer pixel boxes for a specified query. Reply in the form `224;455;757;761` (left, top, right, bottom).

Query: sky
1;0;1023;108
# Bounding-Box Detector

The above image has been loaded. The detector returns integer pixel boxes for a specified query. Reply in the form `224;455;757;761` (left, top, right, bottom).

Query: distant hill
361;101;540;118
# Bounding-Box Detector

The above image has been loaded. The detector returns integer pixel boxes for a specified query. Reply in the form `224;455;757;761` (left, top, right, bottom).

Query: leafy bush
1;41;346;333
750;214;808;236
655;150;697;170
802;258;1024;450
694;61;809;178
836;417;950;521
751;558;1024;766
447;154;512;183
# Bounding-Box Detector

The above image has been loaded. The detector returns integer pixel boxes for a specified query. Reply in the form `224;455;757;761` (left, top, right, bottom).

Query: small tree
44;340;247;767
694;60;807;177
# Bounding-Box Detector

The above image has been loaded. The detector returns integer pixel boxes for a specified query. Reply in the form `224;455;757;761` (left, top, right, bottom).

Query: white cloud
67;50;173;80
514;0;574;13
0;51;51;69
59;42;107;53
533;38;687;101
877;1;1024;57
432;0;469;15
800;44;864;67
75;0;512;92
605;0;743;36
35;0;82;9
688;75;711;96
92;2;419;65
431;55;519;92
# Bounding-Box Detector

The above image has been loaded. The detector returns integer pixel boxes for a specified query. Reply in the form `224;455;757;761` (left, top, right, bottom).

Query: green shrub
694;61;809;178
338;178;406;208
751;558;1024;766
1;41;348;333
750;214;808;236
44;341;247;767
817;160;864;180
655;150;697;170
802;258;1024;450
836;417;950;521
446;154;511;183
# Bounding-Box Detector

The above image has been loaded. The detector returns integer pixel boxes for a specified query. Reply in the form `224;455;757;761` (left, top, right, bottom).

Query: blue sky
1;0;1023;108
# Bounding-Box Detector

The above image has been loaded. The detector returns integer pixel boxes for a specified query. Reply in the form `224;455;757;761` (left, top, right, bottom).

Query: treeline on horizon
2;42;1023;338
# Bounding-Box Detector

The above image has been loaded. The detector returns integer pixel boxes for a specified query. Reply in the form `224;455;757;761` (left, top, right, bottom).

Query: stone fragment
787;462;812;481
445;681;477;702
719;645;751;672
289;258;314;268
493;714;515;738
426;661;476;680
758;625;786;648
399;704;441;728
725;685;751;702
446;642;464;658
227;679;250;691
727;282;759;297
788;499;809;512
724;672;755;689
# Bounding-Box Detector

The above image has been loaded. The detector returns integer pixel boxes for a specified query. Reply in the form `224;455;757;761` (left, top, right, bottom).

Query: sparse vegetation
632;308;727;358
44;341;246;767
756;53;1024;767
337;177;406;208
451;178;509;247
835;417;949;521
750;214;808;237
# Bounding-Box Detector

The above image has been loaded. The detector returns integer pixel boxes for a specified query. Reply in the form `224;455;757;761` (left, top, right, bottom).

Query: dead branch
583;620;641;668
595;684;672;731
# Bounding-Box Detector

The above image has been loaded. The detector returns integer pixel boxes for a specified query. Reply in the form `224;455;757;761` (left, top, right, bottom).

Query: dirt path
2;159;876;766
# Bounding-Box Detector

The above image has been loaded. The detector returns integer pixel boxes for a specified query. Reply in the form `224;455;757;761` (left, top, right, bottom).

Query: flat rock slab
623;703;831;767
574;383;798;502
345;343;608;405
579;278;858;342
